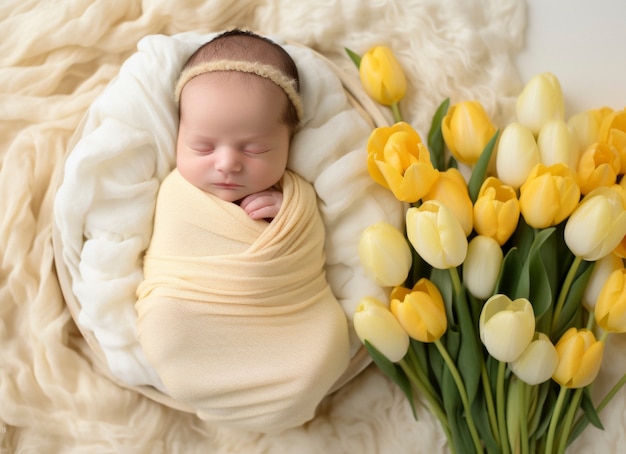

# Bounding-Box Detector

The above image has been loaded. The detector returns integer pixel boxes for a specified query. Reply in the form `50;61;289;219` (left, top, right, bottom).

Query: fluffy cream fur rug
2;0;625;452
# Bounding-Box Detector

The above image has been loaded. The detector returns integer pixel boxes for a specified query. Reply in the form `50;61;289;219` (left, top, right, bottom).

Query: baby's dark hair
182;29;301;133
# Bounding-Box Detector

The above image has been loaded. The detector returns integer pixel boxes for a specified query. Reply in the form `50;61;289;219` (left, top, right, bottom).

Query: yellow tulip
537;119;579;170
353;296;410;362
509;333;558;385
422;167;473;236
473;177;520;245
441;100;497;165
462;235;503;300
359;45;407;106
390;278;447;343
564;187;626;261
595;268;626;333
358;222;412;287
406;201;468;269
516;72;565;136
495;122;541;189
582;252;623;311
367;122;439;203
577;142;621;195
598;108;626;173
612;183;626;258
518;163;580;229
552;328;604;388
479;294;535;362
568;107;614;154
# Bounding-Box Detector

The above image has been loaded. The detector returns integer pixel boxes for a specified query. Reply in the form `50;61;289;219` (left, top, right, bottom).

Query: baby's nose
215;147;242;173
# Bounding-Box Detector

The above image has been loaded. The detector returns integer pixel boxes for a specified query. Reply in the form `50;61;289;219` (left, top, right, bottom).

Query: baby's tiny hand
239;190;283;220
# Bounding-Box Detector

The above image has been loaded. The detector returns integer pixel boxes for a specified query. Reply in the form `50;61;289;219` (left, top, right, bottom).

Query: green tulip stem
496;361;511;454
586;310;595;330
544;386;569;454
556;387;583;454
481;364;500;445
406;345;441;408
551;255;583;335
448;266;463;295
569;371;626;447
391;102;403;123
518;381;530;454
434;339;483;454
398;357;454;452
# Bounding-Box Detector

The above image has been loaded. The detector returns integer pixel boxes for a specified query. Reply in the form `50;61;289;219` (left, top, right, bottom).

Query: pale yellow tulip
353;296;410;362
406;201;468;269
479;294;535;362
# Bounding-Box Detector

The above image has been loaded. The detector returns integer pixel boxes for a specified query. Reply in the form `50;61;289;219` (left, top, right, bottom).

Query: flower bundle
348;45;626;454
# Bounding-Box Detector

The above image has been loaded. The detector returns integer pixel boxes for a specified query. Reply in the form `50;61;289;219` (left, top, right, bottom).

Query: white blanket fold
135;169;350;432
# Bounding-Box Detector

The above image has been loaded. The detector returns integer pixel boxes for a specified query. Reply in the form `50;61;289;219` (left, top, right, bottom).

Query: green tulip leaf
527;380;552;439
495;247;527;299
567;377;624;444
468;129;499;203
410;339;431;380
431;267;455;324
364;340;417;419
470;392;500;453
531;385;557;443
441;367;475;452
580;387;604;430
506;216;535;262
526;227;556;320
553;260;594;338
406;240;432;288
428;340;445;388
344;47;361;69
449;277;482;403
427;98;450;171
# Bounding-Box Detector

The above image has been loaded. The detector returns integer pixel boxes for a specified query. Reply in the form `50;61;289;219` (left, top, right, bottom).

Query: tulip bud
552;328;604;388
353;296;410;362
463;235;503;300
537;119;579;170
441;100;497;165
598;109;626;173
595;268;626;333
516;72;565;136
422;167;473;236
406;201;468;269
568;107;613;154
367;122;439;203
509;333;558;385
564;187;626;261
479;294;535;362
473;177;520;245
582;252;623;311
359;222;412;287
496;122;541;189
390;279;447;343
518;163;580;229
577;142;621;195
359;45;407;106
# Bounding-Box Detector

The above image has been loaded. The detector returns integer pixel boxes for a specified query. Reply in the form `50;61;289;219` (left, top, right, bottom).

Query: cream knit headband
174;59;304;121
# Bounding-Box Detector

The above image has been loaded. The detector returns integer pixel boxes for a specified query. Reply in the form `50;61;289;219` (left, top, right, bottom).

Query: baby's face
176;72;290;202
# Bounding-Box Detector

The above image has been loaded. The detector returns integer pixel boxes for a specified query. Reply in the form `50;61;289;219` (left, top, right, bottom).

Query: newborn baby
135;29;350;433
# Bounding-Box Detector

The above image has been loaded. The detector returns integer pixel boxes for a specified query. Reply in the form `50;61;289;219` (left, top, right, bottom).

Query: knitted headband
174;59;304;122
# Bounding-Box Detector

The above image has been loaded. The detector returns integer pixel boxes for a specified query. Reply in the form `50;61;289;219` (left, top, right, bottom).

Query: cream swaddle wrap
135;168;350;432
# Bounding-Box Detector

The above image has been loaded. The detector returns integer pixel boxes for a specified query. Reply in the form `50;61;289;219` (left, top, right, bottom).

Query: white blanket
4;0;625;452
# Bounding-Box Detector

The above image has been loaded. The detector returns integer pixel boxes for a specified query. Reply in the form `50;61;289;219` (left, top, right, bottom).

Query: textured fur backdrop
2;0;625;452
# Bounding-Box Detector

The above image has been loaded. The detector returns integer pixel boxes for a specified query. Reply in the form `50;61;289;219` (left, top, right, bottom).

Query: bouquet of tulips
347;45;626;454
